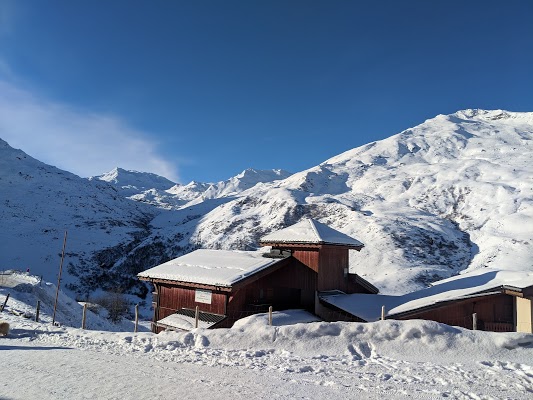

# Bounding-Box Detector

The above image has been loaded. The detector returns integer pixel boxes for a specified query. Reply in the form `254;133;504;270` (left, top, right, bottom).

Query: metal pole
52;231;68;325
381;305;386;320
268;306;273;326
35;300;41;322
195;306;199;328
134;304;139;333
0;293;9;312
472;313;477;330
81;303;87;329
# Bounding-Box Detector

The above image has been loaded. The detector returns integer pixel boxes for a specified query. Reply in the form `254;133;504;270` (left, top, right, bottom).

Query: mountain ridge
1;109;531;297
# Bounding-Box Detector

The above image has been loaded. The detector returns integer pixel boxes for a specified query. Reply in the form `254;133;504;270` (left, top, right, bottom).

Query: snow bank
2;304;533;399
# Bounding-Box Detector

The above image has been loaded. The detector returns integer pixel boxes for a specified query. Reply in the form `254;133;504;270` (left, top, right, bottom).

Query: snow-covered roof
320;269;533;322
156;309;226;331
138;249;284;287
260;218;364;248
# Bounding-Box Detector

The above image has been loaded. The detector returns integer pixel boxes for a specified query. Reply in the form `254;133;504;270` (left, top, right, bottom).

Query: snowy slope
1;109;532;298
0;272;139;331
0;139;156;296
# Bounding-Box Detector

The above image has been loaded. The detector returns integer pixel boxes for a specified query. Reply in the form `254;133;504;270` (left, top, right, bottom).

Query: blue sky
0;0;532;183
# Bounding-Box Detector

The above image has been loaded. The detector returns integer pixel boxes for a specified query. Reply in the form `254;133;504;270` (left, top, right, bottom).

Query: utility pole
52;231;67;325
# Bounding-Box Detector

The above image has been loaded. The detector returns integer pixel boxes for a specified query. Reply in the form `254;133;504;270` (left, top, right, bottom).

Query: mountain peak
93;167;175;194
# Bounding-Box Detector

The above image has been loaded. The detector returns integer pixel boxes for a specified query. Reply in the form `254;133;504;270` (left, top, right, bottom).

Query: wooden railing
484;322;514;332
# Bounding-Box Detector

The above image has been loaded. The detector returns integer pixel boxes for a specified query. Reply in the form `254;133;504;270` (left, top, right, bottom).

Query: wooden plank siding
318;245;350;292
395;294;515;331
291;247;320;273
222;259;319;327
157;284;227;319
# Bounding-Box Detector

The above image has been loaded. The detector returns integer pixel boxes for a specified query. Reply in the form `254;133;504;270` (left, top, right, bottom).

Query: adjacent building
320;269;533;333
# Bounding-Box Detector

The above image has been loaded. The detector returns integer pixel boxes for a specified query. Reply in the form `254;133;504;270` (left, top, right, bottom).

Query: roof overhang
260;241;364;251
317;293;369;322
138;276;234;292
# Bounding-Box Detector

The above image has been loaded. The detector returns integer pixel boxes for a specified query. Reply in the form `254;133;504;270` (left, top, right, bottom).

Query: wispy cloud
0;80;180;182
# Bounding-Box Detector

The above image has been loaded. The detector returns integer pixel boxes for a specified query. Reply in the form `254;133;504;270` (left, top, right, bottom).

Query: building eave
260;241;364;251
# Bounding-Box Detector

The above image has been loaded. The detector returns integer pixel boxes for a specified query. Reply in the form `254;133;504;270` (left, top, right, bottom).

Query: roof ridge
307;218;322;242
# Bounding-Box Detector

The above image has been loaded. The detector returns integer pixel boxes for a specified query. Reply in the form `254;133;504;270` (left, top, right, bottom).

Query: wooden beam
503;289;523;297
139;278;233;292
260;242;363;251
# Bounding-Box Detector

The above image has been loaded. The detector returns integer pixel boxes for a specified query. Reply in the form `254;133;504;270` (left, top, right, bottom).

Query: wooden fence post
134;304;139;333
35;300;40;322
381;305;385;321
1;293;9;312
195;306;199;329
52;230;68;325
268;306;273;326
81;303;87;330
472;313;477;330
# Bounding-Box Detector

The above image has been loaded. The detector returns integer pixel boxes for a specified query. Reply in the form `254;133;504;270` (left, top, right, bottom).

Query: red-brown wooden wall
318;245;350;292
157;283;227;320
396;294;514;330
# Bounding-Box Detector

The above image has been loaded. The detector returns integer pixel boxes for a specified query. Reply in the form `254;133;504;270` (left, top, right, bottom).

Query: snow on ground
1;312;533;399
2;282;533;399
0;272;139;332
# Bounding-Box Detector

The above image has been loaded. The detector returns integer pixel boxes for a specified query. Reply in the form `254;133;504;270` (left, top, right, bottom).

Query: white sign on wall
195;289;212;304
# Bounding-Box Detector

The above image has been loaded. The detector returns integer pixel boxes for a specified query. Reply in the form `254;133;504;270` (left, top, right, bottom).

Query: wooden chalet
320;269;533;333
138;218;378;332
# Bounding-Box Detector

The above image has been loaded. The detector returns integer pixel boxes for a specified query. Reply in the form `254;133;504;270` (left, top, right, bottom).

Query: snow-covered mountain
91;167;176;196
96;167;293;210
1;109;532;298
201;168;293;199
0;139;158;297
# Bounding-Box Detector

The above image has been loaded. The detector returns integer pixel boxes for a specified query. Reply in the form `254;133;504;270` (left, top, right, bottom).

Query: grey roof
260;218;364;248
138;249;284;287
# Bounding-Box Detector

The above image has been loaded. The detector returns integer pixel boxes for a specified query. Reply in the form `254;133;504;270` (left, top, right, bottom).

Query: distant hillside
1;109;531;297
